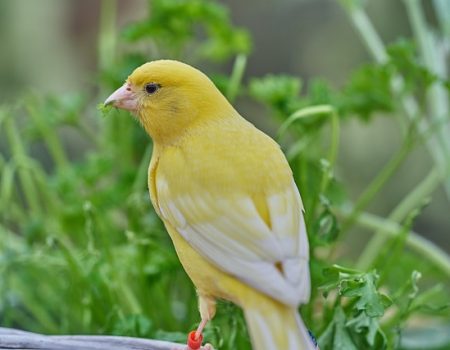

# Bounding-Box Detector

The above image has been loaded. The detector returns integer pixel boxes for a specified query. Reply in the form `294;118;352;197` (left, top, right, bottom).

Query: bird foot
185;330;206;350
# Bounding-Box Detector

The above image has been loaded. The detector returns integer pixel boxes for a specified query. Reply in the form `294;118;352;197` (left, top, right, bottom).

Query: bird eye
145;83;160;94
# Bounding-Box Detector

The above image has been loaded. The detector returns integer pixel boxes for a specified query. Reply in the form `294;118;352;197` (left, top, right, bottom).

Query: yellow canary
105;60;315;350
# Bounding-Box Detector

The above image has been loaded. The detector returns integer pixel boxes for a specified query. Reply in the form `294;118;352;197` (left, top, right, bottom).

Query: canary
105;60;315;350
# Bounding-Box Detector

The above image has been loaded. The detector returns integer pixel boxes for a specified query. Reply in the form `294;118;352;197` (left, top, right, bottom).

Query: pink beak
104;83;138;111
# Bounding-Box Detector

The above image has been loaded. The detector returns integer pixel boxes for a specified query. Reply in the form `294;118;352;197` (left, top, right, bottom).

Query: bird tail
243;298;316;350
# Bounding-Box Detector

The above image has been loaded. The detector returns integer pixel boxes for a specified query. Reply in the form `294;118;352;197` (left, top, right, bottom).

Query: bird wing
156;176;310;307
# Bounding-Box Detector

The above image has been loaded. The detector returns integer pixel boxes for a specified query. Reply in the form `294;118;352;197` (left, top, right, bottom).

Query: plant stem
26;103;69;171
276;105;340;215
340;134;413;232
357;166;445;270
2;108;41;215
29;159;62;215
313;111;340;216
98;0;116;76
0;162;16;214
285;136;312;161
344;5;388;62
337;206;450;278
404;0;450;159
98;0;118;145
278;105;339;217
226;54;247;103
341;2;450;199
277;105;336;140
76;120;101;147
433;0;450;36
322;110;340;194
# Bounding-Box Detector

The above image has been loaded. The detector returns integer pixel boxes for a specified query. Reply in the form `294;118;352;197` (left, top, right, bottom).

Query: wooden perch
0;327;191;350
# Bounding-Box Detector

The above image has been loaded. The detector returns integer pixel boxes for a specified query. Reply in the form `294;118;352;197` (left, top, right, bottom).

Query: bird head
104;60;234;145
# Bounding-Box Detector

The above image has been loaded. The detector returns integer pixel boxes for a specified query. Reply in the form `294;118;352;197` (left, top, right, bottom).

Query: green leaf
249;75;302;116
341;271;392;317
318;306;358;350
338;63;394;120
345;312;379;346
386;40;437;94
319;266;392;348
121;0;251;61
308;79;334;104
97;103;114;117
312;206;340;245
112;314;153;337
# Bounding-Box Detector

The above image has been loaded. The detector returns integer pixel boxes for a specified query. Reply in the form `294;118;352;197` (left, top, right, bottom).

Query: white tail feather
244;305;316;350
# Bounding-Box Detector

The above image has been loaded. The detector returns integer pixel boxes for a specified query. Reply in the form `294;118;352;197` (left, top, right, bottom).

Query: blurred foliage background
0;0;449;349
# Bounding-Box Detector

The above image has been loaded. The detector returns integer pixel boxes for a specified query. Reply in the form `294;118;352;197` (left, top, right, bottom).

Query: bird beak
104;83;138;111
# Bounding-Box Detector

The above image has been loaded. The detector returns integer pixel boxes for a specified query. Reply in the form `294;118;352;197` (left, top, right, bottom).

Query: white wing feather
157;178;310;307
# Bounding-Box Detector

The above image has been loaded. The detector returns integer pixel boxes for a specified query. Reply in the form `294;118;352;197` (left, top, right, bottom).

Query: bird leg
197;294;216;336
186;294;216;350
195;318;208;339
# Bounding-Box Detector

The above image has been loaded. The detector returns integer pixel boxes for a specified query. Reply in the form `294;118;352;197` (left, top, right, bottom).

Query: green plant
1;0;449;349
